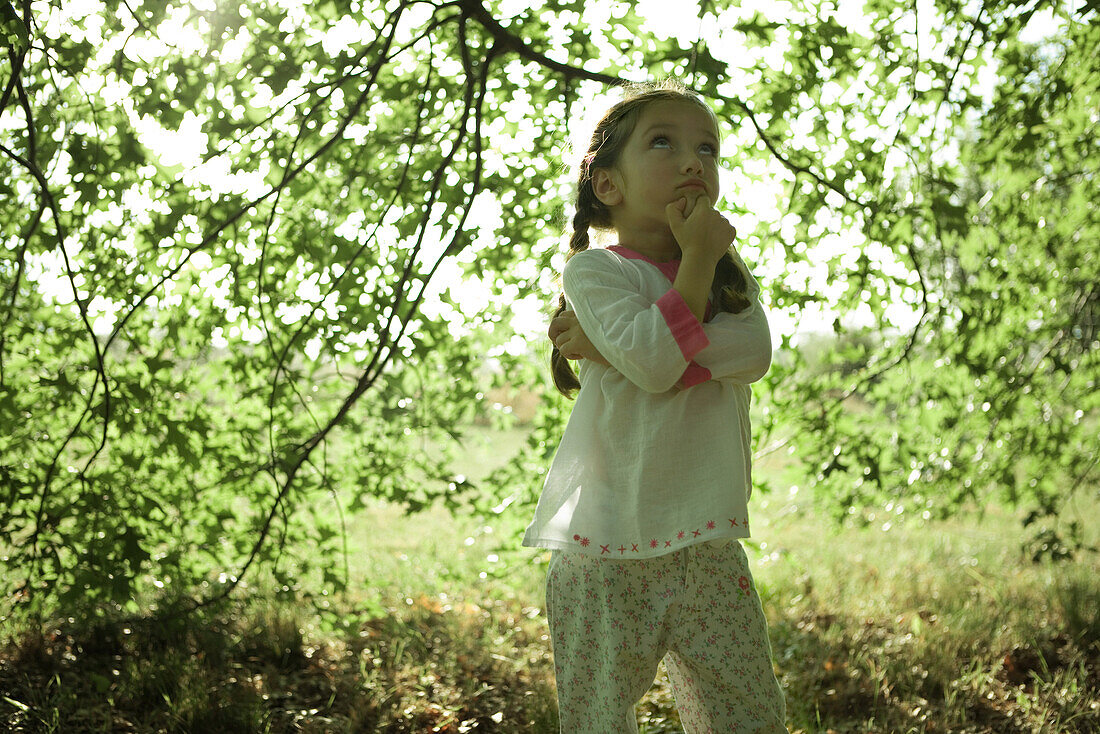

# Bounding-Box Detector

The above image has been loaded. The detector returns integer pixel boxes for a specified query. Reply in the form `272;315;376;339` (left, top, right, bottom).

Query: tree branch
0;136;111;588
0;200;44;386
731;98;870;209
0;0;30;116
188;0;417;608
103;1;405;355
457;0;623;86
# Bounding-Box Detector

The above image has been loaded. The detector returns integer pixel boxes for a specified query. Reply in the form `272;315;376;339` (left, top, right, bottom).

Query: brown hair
550;81;751;397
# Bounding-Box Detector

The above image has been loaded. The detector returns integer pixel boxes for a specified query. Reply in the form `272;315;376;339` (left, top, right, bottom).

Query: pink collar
606;245;681;282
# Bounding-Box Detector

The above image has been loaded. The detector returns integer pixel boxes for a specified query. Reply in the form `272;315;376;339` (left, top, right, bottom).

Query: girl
522;82;788;733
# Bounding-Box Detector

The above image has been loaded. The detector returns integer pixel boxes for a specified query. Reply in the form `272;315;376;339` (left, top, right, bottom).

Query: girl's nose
680;152;704;174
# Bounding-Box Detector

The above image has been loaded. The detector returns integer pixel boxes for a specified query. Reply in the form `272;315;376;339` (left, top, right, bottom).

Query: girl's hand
549;310;611;366
666;194;736;265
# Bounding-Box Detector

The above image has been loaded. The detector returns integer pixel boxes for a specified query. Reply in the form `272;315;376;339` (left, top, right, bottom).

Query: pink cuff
678;361;712;388
656;289;709;361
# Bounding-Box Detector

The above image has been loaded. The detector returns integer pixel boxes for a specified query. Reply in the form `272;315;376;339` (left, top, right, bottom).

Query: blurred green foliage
0;0;1096;619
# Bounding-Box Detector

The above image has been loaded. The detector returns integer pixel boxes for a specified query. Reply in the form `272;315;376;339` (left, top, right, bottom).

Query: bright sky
17;0;1065;356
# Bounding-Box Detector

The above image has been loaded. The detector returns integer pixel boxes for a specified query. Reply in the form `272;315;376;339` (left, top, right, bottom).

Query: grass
755;497;1100;733
1;425;1098;733
0;581;558;732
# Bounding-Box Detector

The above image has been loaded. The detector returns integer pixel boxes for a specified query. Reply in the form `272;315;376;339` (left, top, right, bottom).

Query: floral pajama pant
545;539;787;734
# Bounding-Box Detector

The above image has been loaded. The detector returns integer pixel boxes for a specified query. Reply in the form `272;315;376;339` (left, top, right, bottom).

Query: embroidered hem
524;515;751;558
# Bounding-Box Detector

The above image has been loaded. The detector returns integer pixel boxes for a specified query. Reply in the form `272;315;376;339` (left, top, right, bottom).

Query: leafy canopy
1;0;1096;618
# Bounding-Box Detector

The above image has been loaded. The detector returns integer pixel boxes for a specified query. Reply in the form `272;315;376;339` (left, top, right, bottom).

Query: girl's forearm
672;252;718;323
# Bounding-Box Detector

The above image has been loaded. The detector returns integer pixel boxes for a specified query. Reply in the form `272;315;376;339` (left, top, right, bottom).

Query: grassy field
1;425;1098;733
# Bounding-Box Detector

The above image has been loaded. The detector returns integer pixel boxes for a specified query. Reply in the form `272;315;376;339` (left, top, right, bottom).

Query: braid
713;251;751;314
550;203;594;397
567;205;593;256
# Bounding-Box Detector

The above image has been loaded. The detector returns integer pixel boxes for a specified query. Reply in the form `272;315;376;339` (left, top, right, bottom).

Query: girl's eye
650;136;671;148
699;143;719;156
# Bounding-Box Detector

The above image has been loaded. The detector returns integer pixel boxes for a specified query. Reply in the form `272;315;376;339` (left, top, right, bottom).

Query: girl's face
595;100;722;232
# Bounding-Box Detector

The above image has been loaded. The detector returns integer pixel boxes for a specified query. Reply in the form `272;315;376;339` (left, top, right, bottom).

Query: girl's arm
557;300;772;387
679;307;772;387
549;310;611;366
562;249;708;393
679;253;772;387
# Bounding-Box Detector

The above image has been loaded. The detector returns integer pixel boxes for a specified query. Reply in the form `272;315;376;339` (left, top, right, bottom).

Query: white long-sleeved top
522;245;772;558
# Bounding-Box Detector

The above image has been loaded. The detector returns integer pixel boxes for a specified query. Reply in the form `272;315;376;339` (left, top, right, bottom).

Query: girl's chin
679;190;709;217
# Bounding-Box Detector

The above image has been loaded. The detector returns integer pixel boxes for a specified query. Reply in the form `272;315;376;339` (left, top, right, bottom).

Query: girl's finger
687;194;711;219
548;317;571;340
665;197;688;225
555;329;579;351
